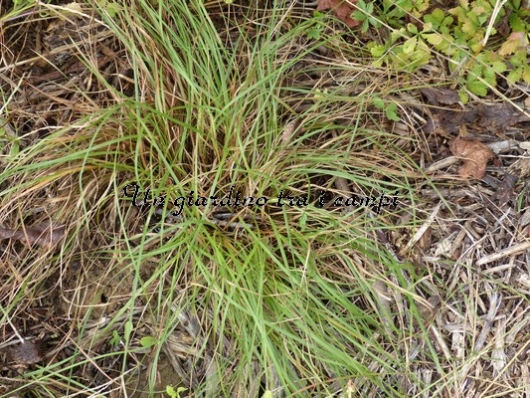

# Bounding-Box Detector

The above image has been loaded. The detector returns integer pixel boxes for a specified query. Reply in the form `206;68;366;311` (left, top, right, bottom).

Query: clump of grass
0;0;426;396
4;1;527;397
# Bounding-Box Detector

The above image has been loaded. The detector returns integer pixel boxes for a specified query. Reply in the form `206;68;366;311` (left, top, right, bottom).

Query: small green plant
357;0;530;99
306;11;325;40
352;0;382;32
110;330;122;346
139;335;157;348
373;97;401;121
381;0;431;21
166;385;187;398
12;0;35;9
368;23;432;72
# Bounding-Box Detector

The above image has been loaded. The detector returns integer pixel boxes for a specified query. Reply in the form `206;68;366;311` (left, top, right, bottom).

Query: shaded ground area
1;0;530;396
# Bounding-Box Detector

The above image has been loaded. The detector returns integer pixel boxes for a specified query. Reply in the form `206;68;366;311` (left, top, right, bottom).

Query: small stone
6;340;42;365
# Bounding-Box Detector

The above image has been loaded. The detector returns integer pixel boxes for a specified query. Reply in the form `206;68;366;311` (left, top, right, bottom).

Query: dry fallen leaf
450;136;494;179
420;87;460;106
317;0;360;28
0;222;65;248
423;102;530;136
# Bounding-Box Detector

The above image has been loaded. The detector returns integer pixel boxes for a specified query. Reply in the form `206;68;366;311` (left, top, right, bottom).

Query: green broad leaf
477;14;490;25
509;49;527;66
414;0;430;15
453;28;467;42
483;67;496;87
450;7;466;21
461;20;477;35
458;89;469;104
372;58;384;67
372;97;385;109
477;0;493;11
357;0;367;9
370;44;387;57
424;9;445;28
262;391;274;398
106;3;122;17
490;61;507;73
508;14;525;32
434;33;455;53
402;37;417;54
385;102;401;121
470;62;483;77
466;79;488;96
167;386;177;397
166;386;187;398
422;22;434;32
507;67;523;83
499;40;520;56
306;27;322;40
472;5;486;15
369;17;382;29
523;66;530;84
423;33;443;46
362;19;370;33
390;29;405;42
407;23;418;34
140;336;157;348
470;41;484;53
353;10;367;21
442;15;454;27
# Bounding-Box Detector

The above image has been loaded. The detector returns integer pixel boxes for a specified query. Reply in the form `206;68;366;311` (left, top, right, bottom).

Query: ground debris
450;136;494;179
0;222;65;248
317;0;360;28
494;172;518;205
423;101;530;136
5;340;42;365
420;87;460;105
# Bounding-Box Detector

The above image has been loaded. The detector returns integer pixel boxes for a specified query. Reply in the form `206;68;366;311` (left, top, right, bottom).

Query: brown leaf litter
0;222;65;248
421;87;530;136
317;0;361;28
450;136;494;179
420;87;460;106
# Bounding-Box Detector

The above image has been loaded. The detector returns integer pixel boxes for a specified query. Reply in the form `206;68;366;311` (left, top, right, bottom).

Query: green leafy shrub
357;0;530;100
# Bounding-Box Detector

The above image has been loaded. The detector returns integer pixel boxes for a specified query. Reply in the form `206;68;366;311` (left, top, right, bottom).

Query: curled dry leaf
0;222;65;248
450;136;494;179
317;0;360;28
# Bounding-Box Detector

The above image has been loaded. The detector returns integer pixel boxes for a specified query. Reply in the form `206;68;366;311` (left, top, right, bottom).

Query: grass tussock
1;0;529;397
